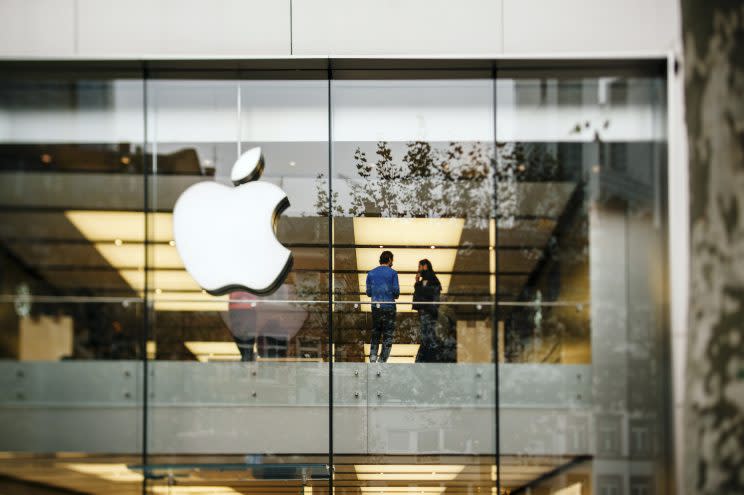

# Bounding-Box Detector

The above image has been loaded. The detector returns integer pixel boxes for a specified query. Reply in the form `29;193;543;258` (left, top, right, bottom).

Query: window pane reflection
0;63;670;495
0;75;146;360
330;77;497;481
497;75;668;493
145;78;330;470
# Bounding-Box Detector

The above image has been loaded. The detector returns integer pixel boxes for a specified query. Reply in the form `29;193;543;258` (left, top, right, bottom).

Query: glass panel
0;61;671;495
145;76;330;491
142;455;329;495
329;75;497;494
496;73;668;493
0;69;146;492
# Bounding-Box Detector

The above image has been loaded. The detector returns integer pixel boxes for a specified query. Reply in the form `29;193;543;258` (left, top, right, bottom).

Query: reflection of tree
570;118;610;141
316;140;562;231
310;140;577;364
317;141;496;229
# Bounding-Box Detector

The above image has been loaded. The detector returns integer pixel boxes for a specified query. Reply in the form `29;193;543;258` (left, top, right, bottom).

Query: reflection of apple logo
173;147;292;295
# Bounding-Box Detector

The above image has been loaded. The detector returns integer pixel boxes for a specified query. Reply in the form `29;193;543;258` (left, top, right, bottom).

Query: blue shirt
365;265;400;310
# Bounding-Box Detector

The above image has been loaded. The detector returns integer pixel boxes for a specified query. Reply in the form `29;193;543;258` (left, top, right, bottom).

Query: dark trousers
370;306;396;363
230;309;256;361
415;310;438;363
229;311;289;362
231;333;288;362
233;335;256;362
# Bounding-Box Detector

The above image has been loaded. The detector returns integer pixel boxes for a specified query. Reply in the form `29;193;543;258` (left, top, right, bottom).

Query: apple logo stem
173;147;293;296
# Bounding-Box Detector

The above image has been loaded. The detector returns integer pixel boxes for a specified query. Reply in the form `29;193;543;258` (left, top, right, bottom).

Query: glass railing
0;342;590;459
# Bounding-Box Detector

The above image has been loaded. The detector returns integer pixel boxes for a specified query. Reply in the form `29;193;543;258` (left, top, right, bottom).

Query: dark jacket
412;270;441;315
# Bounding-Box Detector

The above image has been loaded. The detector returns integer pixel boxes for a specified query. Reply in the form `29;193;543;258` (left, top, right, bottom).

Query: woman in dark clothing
412;259;442;363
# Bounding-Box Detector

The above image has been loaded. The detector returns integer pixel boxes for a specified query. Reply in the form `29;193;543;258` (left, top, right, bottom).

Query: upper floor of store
0;0;681;60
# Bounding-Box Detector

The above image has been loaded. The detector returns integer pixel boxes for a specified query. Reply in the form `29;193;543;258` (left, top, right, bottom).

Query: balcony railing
0;361;591;456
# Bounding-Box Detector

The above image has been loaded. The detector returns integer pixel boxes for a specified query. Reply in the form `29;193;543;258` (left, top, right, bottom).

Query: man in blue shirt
365;250;400;363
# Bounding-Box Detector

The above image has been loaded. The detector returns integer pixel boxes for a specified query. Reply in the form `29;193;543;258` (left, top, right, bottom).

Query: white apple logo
173;147;292;295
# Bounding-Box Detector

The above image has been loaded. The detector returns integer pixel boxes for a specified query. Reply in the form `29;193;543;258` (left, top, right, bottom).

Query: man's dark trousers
370;305;396;362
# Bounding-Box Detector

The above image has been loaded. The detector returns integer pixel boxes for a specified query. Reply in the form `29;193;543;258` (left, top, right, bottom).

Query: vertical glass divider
491;61;502;495
237;82;242;157
141;61;150;495
327;60;335;494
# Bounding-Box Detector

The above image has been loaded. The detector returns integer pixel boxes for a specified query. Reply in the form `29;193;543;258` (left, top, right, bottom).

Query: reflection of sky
0;78;664;145
0;77;665;216
332;80;494;142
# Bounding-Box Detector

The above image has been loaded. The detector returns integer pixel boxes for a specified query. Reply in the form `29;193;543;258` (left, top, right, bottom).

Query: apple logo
173;147;292;295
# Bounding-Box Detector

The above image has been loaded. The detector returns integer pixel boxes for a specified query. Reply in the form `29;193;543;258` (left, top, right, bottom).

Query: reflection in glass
330;78;497;495
0;64;670;495
145;77;331;494
0;76;146;361
497;75;668;493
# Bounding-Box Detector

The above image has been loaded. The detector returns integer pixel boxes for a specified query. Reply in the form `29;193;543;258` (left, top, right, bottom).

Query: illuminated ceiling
0;454;586;495
66;210;226;312
0;181;577;315
353;217;464;313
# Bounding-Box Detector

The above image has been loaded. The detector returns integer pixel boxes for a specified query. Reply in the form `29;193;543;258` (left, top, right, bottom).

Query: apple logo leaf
173;146;293;297
231;146;265;185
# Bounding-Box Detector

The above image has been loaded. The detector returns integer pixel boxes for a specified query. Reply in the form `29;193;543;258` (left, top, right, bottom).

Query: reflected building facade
0;60;670;495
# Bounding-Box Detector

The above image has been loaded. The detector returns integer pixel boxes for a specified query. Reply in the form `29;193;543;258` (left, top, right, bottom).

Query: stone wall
683;1;744;492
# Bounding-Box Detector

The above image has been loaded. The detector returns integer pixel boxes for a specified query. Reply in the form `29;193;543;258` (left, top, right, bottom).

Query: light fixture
152;292;228;312
150;487;239;494
63;463;143;482
490;219;496;296
94;242;183;269
363;344;420;363
40;153;52;164
65;211;233;311
120;156;131;165
552;483;582;495
183;341;322;363
66;211;174;242
359;489;446;494
354;465;464;481
147;340;157;359
353;217;461;312
289;161;296;167
120;270;200;292
354;218;463;246
184;341;241;362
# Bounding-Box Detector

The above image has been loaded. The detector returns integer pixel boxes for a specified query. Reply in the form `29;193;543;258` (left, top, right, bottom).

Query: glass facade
0;60;669;495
